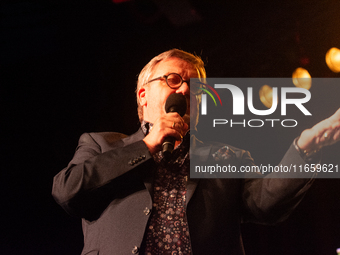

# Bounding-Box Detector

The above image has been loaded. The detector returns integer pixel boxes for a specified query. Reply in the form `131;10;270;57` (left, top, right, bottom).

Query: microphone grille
164;94;187;117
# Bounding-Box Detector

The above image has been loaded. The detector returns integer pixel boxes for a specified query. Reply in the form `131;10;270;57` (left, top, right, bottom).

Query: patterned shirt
141;121;192;255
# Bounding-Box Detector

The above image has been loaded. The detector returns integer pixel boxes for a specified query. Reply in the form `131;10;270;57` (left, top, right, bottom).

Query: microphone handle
162;136;176;160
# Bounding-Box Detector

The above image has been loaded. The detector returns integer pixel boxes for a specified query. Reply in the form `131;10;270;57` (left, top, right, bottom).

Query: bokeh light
326;47;340;73
259;85;276;108
292;67;312;90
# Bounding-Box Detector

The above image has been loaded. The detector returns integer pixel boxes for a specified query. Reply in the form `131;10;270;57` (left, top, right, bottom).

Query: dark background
2;0;340;254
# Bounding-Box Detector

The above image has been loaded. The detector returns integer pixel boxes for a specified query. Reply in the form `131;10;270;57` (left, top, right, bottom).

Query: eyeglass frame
144;73;205;95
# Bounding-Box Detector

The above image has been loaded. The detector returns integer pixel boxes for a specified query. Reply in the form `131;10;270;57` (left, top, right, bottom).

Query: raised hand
297;108;340;153
143;112;189;155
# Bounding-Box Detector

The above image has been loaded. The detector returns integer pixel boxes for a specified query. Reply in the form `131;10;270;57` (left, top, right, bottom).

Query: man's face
138;57;199;127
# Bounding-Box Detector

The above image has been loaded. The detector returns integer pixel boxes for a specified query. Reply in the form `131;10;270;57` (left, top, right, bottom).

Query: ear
138;87;147;106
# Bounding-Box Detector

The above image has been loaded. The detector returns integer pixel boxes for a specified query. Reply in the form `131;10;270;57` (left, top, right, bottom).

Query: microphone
162;93;187;160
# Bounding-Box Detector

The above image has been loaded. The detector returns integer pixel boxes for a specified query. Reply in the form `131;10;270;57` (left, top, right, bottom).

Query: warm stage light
292;67;312;90
326;47;340;73
259;85;276;108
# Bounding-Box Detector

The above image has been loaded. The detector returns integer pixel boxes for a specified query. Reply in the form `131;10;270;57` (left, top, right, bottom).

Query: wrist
294;136;320;161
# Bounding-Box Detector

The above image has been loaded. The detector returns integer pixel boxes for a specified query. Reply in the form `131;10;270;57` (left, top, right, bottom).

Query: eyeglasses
145;73;205;95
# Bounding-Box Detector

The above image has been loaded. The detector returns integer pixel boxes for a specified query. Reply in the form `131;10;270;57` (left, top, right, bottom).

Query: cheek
155;92;172;114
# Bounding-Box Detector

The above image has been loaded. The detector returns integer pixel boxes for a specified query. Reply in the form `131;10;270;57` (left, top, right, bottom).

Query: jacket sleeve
52;132;153;220
241;142;316;225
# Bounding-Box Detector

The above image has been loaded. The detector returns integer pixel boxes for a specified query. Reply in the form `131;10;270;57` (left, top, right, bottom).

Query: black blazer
52;129;314;255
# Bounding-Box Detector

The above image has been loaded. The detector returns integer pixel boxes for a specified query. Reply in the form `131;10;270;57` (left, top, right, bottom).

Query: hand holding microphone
162;93;187;159
142;93;188;157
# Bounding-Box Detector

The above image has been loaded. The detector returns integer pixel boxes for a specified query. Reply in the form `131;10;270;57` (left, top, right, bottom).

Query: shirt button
132;246;139;254
143;207;151;215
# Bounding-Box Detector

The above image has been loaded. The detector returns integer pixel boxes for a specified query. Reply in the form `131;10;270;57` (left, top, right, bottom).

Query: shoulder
78;132;129;152
210;141;253;161
79;132;127;143
194;135;251;158
86;132;128;143
195;137;254;165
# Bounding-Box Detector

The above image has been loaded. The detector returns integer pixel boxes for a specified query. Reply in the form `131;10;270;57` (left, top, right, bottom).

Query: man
52;49;340;255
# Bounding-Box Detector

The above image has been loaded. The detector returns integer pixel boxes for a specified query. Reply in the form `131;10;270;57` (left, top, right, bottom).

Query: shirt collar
141;120;152;136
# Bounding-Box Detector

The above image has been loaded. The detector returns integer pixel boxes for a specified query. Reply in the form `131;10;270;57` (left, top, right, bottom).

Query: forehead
151;57;199;78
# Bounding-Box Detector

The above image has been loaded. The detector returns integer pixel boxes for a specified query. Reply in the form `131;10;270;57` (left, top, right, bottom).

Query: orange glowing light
292;67;312;90
326;47;340;73
259;85;276;108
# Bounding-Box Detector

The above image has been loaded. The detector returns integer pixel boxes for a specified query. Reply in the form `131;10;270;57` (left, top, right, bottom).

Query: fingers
142;113;189;155
321;126;340;146
170;120;187;138
298;108;340;151
162;112;188;138
313;109;340;146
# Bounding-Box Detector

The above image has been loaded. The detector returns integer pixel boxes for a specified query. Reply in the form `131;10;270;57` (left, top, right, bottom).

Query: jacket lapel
185;135;213;204
186;179;199;205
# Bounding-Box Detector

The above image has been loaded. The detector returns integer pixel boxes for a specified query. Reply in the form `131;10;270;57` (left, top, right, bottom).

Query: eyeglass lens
166;74;182;87
166;73;204;95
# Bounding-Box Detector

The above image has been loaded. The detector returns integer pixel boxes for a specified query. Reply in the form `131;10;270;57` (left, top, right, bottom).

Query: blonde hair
136;49;206;122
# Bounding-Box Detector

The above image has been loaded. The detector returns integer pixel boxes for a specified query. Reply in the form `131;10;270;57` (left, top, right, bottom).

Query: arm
242;108;340;224
53;112;188;220
52;132;153;220
242;143;315;225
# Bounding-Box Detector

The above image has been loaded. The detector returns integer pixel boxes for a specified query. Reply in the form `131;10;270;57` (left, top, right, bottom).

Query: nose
176;81;190;95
